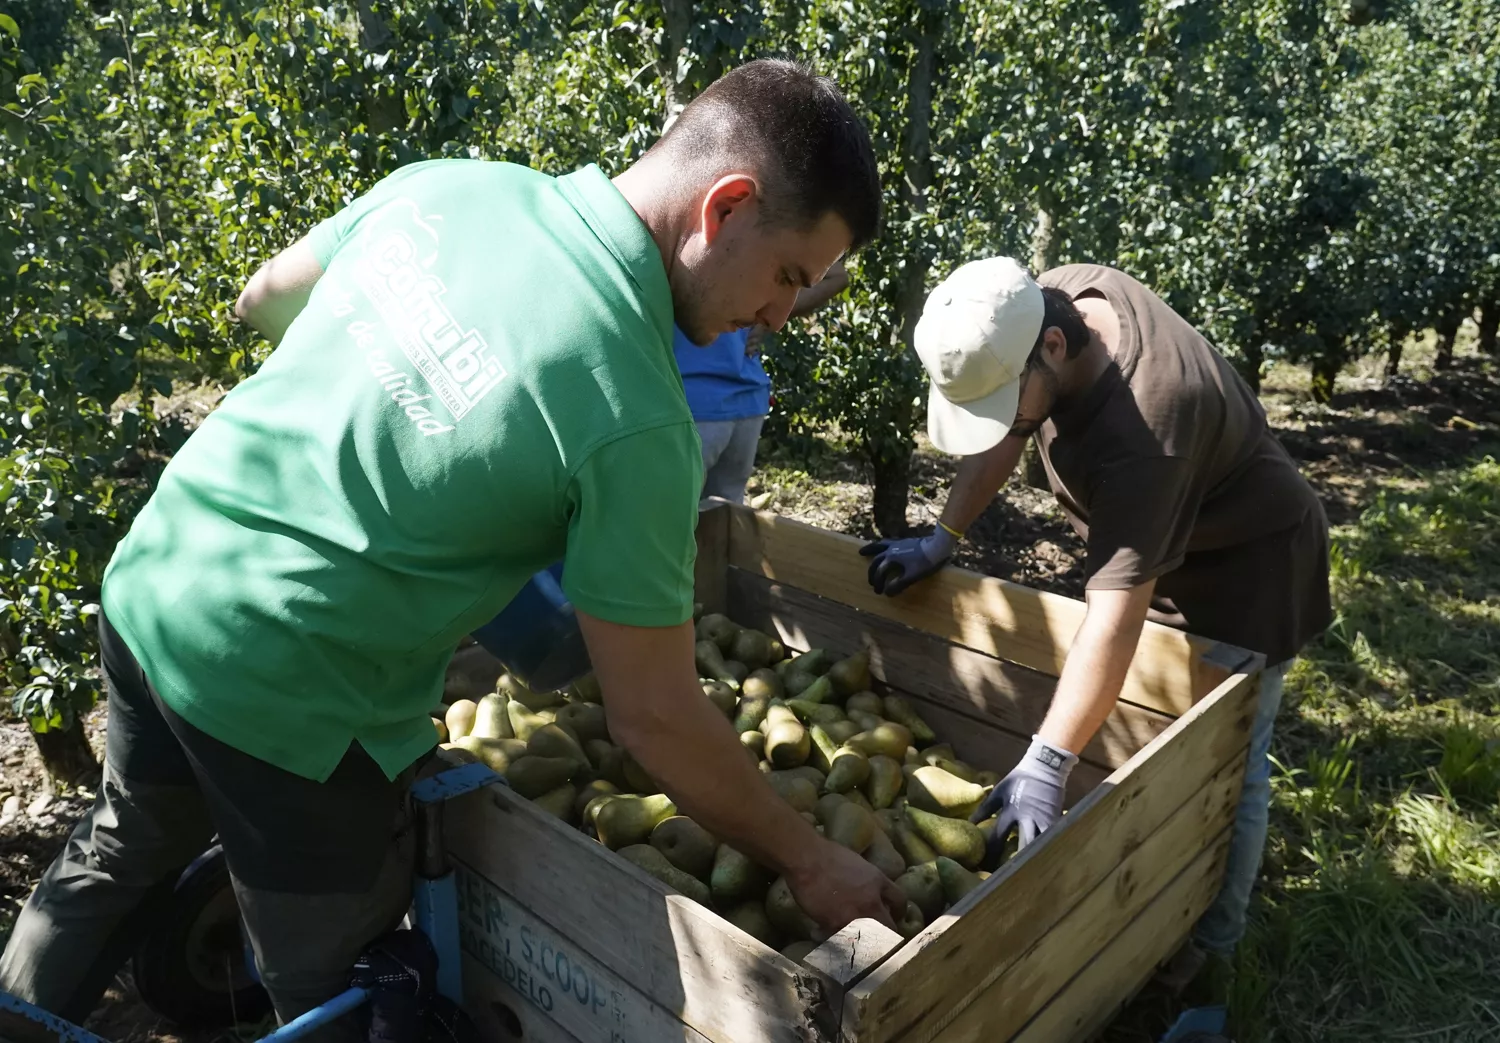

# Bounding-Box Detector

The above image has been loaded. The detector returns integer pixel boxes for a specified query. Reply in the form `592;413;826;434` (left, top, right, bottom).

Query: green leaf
0;14;19;38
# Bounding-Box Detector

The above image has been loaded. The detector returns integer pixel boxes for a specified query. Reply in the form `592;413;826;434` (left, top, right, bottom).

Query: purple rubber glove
859;526;958;596
971;735;1078;860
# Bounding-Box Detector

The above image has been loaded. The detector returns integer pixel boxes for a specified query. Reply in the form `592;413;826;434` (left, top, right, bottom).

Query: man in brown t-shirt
861;257;1330;995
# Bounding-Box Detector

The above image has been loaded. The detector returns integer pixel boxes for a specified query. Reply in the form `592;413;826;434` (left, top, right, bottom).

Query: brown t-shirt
1035;264;1331;664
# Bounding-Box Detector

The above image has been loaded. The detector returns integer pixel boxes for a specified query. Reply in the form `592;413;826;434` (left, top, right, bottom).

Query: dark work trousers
0;612;427;1040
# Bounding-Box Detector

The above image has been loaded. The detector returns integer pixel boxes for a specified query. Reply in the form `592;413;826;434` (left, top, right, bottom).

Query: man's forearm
1036;585;1153;754
789;262;849;317
938;436;1028;534
235;237;324;346
609;689;820;879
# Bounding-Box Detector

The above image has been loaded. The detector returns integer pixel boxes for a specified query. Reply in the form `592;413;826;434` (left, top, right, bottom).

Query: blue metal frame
0;764;507;1043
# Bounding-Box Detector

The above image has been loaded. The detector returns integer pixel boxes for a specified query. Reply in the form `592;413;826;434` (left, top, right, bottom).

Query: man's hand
786;840;907;934
860;526;957;596
970;736;1077;860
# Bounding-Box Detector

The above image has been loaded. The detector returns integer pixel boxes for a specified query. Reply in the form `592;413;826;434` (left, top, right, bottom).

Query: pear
826;801;877;852
824;746;872;795
786;699;847;727
711;845;772;906
845;691;885;717
595;793;677;850
439;742;479;765
813;793;848;827
780;940;818;964
765;773;819;813
765;877;818;942
471;693;513;740
895;900;926;938
555;702;609;744
617;845;710;905
507;700;553;742
695;613;740;654
586;741;628;791
882;694;937;746
445;699;478;742
904;806;985;869
730;629;774;672
695;640;742;690
766;637;787;665
897;863;944;921
723;900;779;947
920;744;957;766
785;648;833;677
846;790;875;813
873;808;903;835
573;779;619;822
527;723;590;773
826;651;871;696
764;706;811;769
505;755;579;799
582;794;618;832
532;783;578;823
864;827;907;880
848;723;914;761
891;819;940;867
903;746;922;767
824;720;862;745
724;660;750;684
807;725;838;775
742;668;785;701
734;696;772;734
906;766;989;819
498;672;563;711
569;673;602;703
977;770;1002;788
800;811;820;828
432;717;449;744
936;856;986;905
930;757;981;785
455;735;524;775
740;730;766;757
701;680;739;716
847;710;885;734
651;816;717;880
865;755;905;809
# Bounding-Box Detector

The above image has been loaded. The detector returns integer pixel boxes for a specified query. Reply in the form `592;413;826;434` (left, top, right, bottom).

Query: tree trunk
1030;197;1058;274
1433;314;1461;371
1478;299;1498;357
873;7;944;539
657;0;693;128
1385;321;1408;383
1237;340;1264;395
33;724;100;791
871;448;912;538
357;0;405;136
1309;343;1342;405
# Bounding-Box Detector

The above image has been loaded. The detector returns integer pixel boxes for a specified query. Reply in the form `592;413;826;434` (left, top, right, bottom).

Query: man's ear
699;174;758;246
1042;325;1070;364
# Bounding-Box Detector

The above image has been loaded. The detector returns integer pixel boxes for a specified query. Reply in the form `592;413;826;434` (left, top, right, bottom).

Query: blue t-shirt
673;326;771;421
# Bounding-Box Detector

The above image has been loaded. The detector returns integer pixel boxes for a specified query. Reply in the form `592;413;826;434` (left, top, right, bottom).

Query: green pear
620;749;655;793
723;900;779;947
814;792;849;827
764;705;811;769
506;700;553;742
498;672;563;711
695;613;740;653
896;863;944;920
739;730;766;758
470;693;513;740
930;757;981;784
741;668;785;701
891;819;939;867
905;806;985;869
826;801;877;852
824;746;871;795
595;793;677;850
445;699;478;742
617;845;710;905
847;723;914;761
701;680;739;716
765;877;818;942
824;719;862;745
765;773;819;813
554;702;608;744
845;691;885;717
786;699;847;726
695;640;742;690
572;779;619;821
455;735;525;775
882;694;938;746
711;845;772;906
532;783;578;823
906;766;989;819
864;827;907;879
895;900;925;938
650;816;717;880
505;755;579;799
826;651;871;696
526;723;590;773
569;673;602;703
734;696;772;734
936;856;986;905
730;629;774;672
920;744;957;766
865;755;905;809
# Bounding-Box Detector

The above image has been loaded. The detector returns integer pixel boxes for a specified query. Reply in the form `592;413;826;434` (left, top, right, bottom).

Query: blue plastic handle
469;561;593;693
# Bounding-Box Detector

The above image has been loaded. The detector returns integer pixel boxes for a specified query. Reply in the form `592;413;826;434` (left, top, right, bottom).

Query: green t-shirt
102;161;702;782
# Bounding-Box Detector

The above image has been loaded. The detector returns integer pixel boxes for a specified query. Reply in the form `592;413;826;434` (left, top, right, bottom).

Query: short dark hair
651;60;881;250
1029;286;1090;363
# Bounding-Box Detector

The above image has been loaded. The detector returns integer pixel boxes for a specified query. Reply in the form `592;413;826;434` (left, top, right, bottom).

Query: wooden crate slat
447;784;838;1043
726;569;1172;771
461;951;589;1043
841;669;1259;1043
725;506;1253;716
695;502;732;615
1006;838;1231;1043
926;766;1241;1043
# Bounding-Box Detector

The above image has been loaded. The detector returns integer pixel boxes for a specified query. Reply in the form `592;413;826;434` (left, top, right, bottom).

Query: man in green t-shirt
1;60;903;1033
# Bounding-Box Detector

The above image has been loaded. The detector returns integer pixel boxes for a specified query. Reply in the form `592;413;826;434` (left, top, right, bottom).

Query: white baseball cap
914;257;1044;456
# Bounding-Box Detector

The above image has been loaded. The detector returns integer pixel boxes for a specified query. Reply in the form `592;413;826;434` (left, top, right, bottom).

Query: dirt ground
1;341;1496;1040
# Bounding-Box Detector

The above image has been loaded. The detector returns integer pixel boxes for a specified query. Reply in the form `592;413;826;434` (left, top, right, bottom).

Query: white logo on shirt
342;199;507;434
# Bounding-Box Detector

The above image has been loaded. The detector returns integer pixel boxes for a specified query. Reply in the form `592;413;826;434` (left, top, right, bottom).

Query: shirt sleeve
1082;455;1199;591
304;162;437;269
561;422;704;627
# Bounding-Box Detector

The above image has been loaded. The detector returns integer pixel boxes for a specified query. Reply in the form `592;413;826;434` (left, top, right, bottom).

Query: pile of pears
436;608;1004;964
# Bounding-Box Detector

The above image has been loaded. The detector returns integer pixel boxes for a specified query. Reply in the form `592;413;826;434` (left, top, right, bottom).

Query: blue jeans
1192;660;1289;955
697;415;766;504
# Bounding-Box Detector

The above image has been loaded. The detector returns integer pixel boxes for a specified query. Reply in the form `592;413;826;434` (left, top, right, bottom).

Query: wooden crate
447;501;1264;1043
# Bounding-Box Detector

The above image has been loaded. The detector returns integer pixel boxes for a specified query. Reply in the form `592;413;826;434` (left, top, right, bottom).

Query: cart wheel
132;846;271;1027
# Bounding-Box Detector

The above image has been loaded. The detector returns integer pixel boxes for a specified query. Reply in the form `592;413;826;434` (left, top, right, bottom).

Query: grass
1228;451;1500;1042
